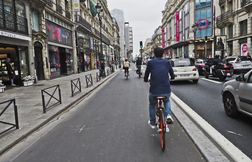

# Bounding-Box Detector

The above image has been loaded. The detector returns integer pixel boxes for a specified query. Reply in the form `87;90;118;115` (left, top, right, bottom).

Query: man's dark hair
154;47;164;58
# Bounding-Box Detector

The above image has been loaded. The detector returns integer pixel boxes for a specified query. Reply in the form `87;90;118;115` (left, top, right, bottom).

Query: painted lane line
227;130;243;137
171;93;251;162
200;78;223;84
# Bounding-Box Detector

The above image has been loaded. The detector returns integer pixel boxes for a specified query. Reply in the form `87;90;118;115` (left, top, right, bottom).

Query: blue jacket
144;58;174;95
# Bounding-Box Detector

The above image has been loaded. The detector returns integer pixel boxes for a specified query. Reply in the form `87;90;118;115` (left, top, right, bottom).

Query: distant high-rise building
111;9;125;60
124;22;133;60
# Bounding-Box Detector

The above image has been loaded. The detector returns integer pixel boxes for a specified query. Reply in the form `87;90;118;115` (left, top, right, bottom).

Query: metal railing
0;99;19;135
241;0;252;7
85;74;93;88
41;85;62;113
71;78;81;97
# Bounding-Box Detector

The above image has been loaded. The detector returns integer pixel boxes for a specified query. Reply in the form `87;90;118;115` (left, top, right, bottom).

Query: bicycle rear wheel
158;109;166;152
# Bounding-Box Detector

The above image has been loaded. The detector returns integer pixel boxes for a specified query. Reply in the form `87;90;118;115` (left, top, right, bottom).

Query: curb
171;93;251;162
0;71;119;156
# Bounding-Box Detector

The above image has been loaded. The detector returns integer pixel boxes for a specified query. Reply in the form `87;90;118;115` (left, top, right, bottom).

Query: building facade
0;0;119;87
124;22;133;60
111;9;125;62
0;0;32;85
217;0;252;57
162;0;221;59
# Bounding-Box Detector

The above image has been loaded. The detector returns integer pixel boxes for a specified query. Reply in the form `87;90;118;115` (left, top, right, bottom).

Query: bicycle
155;96;167;152
124;68;129;80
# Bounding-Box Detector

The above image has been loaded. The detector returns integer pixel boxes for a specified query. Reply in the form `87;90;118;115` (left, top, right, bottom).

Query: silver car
222;69;252;118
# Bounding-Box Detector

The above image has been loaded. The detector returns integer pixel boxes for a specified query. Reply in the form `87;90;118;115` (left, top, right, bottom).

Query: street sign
241;43;248;56
196;18;209;30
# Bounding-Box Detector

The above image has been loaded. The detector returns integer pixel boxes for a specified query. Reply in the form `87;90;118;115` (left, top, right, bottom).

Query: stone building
217;0;252;57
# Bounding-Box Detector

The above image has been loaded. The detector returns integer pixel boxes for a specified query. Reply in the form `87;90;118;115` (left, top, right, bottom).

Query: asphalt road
171;78;252;159
10;70;205;162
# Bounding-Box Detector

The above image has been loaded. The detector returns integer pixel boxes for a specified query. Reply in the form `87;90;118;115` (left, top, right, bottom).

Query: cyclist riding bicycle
123;59;130;77
144;47;175;131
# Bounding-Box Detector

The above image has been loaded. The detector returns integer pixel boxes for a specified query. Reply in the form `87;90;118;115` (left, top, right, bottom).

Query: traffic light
140;41;143;49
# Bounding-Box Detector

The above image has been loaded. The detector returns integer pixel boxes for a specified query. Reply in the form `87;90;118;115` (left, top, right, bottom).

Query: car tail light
192;68;197;71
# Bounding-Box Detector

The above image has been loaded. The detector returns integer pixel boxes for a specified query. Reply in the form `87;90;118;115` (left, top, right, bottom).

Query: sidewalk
0;68;114;156
0;67;240;162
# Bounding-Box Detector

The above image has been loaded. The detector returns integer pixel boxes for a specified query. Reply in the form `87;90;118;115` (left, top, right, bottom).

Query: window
4;0;15;30
16;0;26;32
240;20;247;36
220;28;225;35
32;11;39;32
228;25;233;39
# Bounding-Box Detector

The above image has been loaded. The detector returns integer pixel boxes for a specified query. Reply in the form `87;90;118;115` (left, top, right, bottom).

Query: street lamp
95;2;103;63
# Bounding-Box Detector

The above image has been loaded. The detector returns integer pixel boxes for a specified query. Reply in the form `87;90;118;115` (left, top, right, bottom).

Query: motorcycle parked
203;58;233;81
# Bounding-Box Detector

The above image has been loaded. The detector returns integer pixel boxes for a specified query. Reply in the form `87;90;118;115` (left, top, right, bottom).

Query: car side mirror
236;74;245;82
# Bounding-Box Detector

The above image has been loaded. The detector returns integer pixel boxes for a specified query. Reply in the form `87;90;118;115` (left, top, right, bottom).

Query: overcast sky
107;0;166;56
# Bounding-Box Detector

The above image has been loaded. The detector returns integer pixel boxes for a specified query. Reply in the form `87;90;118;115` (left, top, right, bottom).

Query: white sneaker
148;120;156;129
166;115;174;124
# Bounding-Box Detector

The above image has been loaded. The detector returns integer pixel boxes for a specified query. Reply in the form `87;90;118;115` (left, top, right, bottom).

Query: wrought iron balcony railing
216;10;234;28
0;8;28;34
241;0;252;12
76;15;91;31
43;0;53;7
219;0;226;6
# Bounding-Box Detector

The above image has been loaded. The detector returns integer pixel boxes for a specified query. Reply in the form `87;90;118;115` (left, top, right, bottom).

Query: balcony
219;0;226;6
0;8;28;34
216;10;234;28
241;0;252;12
43;0;53;7
76;15;91;32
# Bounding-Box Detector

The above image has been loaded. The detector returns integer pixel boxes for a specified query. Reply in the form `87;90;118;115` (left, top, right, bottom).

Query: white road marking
227;130;243;137
200;78;223;84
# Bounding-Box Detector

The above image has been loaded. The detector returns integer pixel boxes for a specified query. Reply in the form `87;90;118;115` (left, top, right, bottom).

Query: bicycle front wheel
158;109;166;152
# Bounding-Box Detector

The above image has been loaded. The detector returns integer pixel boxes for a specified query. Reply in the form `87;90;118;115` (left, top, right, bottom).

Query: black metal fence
41;85;62;113
85;74;93;88
71;78;81;97
0;99;19;135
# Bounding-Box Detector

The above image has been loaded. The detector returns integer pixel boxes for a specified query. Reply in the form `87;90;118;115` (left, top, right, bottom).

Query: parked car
170;58;199;84
222;69;252;118
223;56;252;74
195;59;205;75
204;58;233;81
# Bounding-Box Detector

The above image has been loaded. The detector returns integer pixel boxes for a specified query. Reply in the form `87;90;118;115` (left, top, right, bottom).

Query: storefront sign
46;21;72;46
196;18;209;30
176;11;180;42
241;43;248;56
0;30;31;41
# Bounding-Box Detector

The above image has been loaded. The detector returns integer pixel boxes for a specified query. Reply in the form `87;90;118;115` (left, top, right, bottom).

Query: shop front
0;29;31;87
46;20;74;79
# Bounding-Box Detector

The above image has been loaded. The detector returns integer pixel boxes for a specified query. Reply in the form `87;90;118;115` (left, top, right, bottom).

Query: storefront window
48;46;60;79
19;47;29;78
